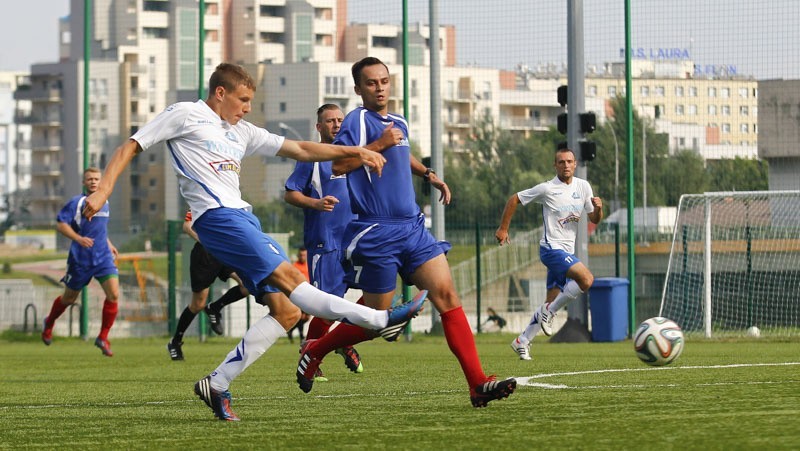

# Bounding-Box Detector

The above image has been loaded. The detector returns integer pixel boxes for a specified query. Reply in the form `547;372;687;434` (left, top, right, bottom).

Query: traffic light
579;112;596;134
579;140;597;161
557;113;568;135
557;85;568;107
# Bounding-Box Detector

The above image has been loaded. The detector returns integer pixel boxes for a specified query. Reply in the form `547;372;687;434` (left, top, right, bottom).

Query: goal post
660;191;800;337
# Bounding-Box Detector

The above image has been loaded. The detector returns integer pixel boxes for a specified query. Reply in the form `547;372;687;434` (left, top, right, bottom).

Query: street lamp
278;122;304;141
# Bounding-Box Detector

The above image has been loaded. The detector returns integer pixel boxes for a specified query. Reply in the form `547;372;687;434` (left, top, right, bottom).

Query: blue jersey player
41;167;119;357
295;57;517;408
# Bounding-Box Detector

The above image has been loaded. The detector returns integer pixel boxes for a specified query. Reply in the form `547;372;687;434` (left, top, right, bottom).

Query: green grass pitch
1;332;798;450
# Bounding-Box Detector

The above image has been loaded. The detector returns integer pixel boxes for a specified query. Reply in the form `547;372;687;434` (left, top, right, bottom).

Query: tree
707;157;769;192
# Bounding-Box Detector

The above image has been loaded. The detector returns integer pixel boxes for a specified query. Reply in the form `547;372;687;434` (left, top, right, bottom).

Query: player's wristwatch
423;167;435;181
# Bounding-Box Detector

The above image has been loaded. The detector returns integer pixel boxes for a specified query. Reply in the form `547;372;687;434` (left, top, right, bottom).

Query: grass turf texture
1;332;798;450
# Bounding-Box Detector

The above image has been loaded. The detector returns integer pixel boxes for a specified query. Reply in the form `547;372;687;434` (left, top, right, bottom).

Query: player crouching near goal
495;147;603;360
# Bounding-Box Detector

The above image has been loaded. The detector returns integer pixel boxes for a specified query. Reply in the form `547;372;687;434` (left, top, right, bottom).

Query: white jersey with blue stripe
517;176;595;254
333;107;419;219
131;100;284;223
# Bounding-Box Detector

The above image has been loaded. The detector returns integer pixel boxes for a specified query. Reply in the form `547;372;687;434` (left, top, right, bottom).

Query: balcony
17;113;62;126
30;163;61;176
130;113;149;124
29;188;64;200
14;86;62;102
443;89;474;103
30;140;62;152
444;117;471;128
499;116;550;131
129;87;149;100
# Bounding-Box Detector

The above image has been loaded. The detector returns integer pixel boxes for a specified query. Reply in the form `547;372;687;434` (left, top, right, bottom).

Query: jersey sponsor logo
196;119;213;125
203;139;245;159
225;131;239;143
329;174;347;180
399;137;410;147
572;191;580;199
558;213;581;227
210;159;241;174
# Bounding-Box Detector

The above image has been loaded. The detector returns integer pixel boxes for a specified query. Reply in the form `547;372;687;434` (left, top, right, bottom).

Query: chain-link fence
8;0;799;336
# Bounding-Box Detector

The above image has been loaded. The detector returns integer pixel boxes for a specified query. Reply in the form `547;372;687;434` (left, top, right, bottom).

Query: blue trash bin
589;277;629;342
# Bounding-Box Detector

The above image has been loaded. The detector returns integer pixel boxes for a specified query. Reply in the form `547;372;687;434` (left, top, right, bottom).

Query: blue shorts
539;245;581;291
193;208;285;299
309;248;348;298
61;259;118;291
342;214;451;294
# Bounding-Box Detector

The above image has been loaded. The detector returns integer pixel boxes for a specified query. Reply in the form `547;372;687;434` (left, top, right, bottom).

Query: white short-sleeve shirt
131;100;284;222
517;176;595;254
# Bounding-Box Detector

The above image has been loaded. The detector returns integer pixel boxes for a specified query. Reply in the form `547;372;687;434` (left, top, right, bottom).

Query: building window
588;85;597;97
149;178;157;187
708;87;716;97
608;86;617;96
739;106;749;116
411;105;418;123
720;87;730;98
688;86;698;97
280;77;286;86
754;124;758;134
411;79;418;97
325;76;347;95
279;102;286;113
675;86;684;97
654;86;665;97
640;86;649;97
721;123;731;133
708;105;717;115
739;87;748;98
675;105;684;115
142;27;168;39
721;105;731;116
740;123;749;133
687;104;697;115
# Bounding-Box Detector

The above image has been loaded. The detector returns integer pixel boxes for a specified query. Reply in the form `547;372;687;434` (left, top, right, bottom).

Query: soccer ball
633;317;684;366
747;326;761;338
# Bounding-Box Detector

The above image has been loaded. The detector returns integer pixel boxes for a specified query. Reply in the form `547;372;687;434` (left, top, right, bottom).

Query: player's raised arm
332;123;402;175
83;140;142;219
277;140;385;177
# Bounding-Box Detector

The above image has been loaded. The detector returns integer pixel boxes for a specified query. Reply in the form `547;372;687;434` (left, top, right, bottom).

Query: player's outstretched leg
470;377;517;408
378;290;427;341
194;375;240;421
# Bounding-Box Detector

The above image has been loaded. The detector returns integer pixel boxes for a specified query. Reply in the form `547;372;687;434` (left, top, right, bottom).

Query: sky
2;0;798;80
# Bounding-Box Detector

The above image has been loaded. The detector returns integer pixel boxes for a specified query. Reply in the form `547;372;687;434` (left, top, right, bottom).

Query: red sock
441;306;487;388
306;316;331;340
45;296;68;329
98;299;118;341
308;323;372;358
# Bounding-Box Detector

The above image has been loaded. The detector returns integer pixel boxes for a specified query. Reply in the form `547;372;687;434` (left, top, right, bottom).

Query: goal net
660;191;800;337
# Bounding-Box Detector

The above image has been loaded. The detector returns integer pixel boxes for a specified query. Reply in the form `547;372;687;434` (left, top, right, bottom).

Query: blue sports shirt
333;107;420;219
284;161;356;252
57;195;113;266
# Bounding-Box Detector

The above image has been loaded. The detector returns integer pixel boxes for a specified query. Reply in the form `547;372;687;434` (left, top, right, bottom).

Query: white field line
515;361;800;388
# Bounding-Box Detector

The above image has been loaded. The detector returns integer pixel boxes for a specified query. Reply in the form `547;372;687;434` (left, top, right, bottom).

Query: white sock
289;282;387;329
210;314;283;392
549;280;584;313
520;318;541;344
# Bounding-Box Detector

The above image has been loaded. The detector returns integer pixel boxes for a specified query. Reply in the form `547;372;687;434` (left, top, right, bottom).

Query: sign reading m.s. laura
618;47;738;76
